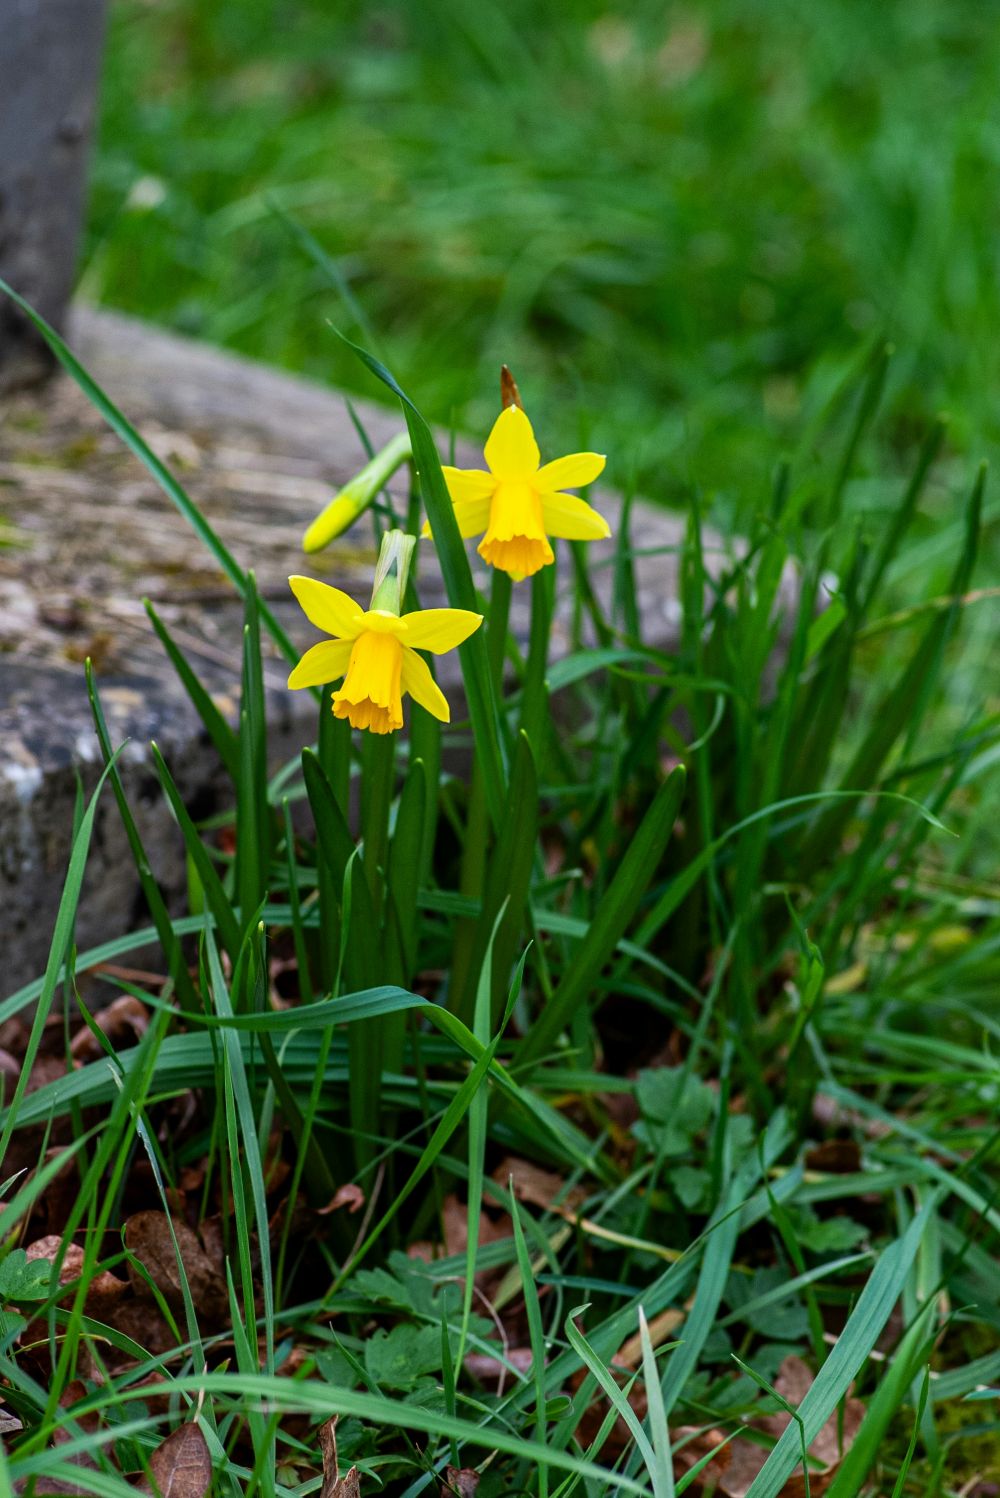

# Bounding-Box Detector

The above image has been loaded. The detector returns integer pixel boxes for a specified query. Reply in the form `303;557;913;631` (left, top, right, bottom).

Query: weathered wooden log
0;0;106;390
0;306;772;999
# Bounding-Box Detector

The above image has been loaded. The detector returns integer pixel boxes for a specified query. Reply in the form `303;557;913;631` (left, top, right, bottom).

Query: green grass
1;276;998;1494
4;4;1000;1484
86;0;1000;512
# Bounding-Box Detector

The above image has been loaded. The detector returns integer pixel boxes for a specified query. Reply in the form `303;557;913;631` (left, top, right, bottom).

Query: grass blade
518;765;686;1066
745;1193;942;1498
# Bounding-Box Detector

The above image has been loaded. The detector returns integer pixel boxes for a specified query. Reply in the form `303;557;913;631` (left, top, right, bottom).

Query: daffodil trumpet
302;431;412;554
435;399;609;581
287;529;482;734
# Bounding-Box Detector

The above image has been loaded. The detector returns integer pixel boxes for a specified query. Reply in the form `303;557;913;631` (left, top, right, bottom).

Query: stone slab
0;305;732;999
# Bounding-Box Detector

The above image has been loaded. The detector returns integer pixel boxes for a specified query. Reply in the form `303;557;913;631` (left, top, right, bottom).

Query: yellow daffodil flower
439;404;609;580
286;543;482;734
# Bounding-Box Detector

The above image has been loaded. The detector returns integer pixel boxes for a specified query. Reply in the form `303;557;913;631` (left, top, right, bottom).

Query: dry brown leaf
102;1295;176;1357
318;1416;361;1498
493;1156;586;1214
69;994;149;1061
137;1422;212;1498
464;1346;534;1387
125;1211;228;1323
318;1184;365;1216
441;1193;511;1264
20;1383;103;1496
684;1355;865;1496
24;1237;127;1317
615;1306;686;1370
672;1426;731;1479
804;1139;862;1174
441;1467;480;1498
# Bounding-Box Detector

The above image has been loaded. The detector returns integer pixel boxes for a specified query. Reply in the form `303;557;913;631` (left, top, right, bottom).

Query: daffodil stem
449;569;512;1021
361;730;395;919
319;685;351;817
520;568;553;767
450;760;489;1025
316;687;351;990
487;569;512;696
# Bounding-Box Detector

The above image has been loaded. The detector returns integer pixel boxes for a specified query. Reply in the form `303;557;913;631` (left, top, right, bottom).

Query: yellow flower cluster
288;377;609;732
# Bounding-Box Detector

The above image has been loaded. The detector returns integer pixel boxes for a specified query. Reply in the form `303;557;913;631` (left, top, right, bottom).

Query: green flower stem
487;568;512;696
316;687;350;990
449;568;510;1020
520;567;553;770
361;730;395;921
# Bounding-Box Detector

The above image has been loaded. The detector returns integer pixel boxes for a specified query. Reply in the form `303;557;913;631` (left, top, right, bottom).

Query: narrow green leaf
824;1299;938;1498
510;1195;551;1494
565;1306;658;1475
800;464;983;868
387;755;428;988
301;746;379;989
460;730;538;1026
825;342;891;523
519;765;686;1066
0;751;121;1163
143;599;240;780
86;665;200;1013
206;926;276;1387
745;1195;942;1498
862;415;946;610
237;578;271;941
150;742;242;960
29;1372;652;1495
639;1307;676;1498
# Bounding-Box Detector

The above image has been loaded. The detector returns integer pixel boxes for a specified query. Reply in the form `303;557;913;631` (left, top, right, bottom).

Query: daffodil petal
424;497;492;541
540;491;612;542
484;406;540;479
401;647;450;722
287;638;353;690
442;466;496;503
536;451;606;492
400;608;483;653
288;576;364;639
453;496;493;538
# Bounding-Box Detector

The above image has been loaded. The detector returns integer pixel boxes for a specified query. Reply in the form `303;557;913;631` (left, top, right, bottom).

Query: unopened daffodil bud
302;431;412;553
369;527;416;616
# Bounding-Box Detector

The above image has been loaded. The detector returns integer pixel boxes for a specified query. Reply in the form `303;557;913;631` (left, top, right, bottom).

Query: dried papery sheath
369;527;416;616
500;364;524;410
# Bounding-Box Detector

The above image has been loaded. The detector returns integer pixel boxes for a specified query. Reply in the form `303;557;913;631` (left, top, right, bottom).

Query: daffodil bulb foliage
287;530;482;734
437;402;609;581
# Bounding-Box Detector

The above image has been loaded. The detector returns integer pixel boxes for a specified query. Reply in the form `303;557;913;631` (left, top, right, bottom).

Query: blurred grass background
85;0;1000;517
